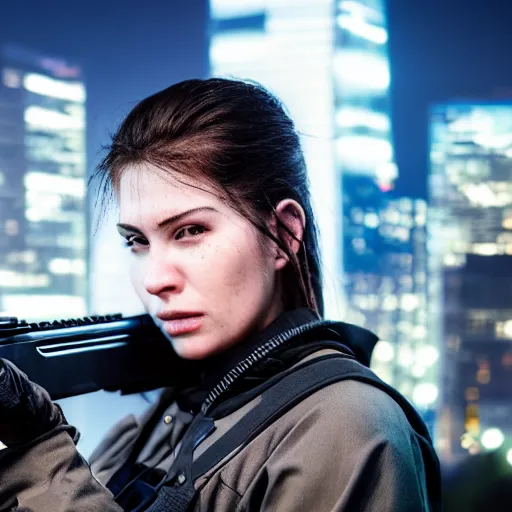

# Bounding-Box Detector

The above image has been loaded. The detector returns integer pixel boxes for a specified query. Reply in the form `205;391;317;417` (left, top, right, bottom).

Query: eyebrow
116;206;218;235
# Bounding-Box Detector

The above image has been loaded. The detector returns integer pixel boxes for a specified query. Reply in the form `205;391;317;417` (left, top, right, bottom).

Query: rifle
0;313;183;400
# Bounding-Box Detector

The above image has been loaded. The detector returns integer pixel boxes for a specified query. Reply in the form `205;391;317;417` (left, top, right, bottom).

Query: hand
0;358;66;448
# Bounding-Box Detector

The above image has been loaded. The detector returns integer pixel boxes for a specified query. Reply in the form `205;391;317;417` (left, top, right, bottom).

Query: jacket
0;309;442;511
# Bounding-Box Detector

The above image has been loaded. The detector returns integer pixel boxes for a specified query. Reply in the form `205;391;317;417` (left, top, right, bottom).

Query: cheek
190;243;241;297
200;237;273;308
129;260;148;303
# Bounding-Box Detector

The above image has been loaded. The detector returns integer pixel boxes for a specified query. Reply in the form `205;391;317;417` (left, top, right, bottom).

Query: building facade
429;102;512;464
0;45;87;321
333;0;434;405
209;0;343;318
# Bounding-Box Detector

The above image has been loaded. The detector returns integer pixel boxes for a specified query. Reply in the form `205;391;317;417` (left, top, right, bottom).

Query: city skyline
0;0;511;470
0;45;87;321
429;102;512;465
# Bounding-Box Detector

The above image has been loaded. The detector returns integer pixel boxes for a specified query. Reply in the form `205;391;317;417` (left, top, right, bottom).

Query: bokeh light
481;428;505;450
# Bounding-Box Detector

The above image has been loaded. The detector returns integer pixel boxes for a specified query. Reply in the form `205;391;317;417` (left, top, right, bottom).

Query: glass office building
429;102;512;464
209;0;342;318
334;1;437;427
0;46;87;321
0;46;149;458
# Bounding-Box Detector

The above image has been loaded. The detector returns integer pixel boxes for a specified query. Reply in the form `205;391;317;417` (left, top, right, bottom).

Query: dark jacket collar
174;309;379;414
242;307;379;367
323;317;379;367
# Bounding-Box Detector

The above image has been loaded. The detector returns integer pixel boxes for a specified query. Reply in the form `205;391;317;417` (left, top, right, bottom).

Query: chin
171;334;221;361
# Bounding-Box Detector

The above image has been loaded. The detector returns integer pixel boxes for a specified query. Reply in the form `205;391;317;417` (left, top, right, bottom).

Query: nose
143;250;185;297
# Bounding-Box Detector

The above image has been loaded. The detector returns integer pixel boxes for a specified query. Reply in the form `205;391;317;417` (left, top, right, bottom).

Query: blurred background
1;0;511;509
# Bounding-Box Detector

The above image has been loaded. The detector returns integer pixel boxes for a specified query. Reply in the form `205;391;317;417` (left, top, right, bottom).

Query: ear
273;199;306;270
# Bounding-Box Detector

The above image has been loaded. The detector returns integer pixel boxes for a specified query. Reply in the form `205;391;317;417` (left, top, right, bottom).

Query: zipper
201;319;337;414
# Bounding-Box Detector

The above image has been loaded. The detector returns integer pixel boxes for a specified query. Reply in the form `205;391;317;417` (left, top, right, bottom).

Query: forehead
117;164;223;224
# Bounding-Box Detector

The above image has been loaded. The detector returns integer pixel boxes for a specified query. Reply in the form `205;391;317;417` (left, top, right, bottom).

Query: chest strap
144;354;434;511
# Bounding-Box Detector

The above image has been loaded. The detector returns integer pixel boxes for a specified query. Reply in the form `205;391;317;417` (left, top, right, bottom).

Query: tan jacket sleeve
240;380;432;512
0;426;122;512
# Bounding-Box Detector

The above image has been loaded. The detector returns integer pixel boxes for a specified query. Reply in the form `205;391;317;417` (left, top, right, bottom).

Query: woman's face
116;164;284;360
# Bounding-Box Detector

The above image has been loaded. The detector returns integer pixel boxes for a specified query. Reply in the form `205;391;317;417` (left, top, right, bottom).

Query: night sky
388;0;512;198
1;0;512;199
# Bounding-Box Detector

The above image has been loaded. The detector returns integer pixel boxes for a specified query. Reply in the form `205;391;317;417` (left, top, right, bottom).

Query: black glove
0;358;67;448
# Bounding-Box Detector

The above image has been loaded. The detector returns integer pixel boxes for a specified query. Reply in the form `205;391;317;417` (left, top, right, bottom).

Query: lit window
210;0;264;19
210;32;267;64
412;382;439;407
335;135;393;171
382;295;398;311
447;336;461;352
502;211;512;230
411;365;426;378
23;251;37;264
465;387;480;401
24;106;85;132
336;14;388;44
23;73;85;102
464;404;480;435
372;340;395;363
5;220;19;236
472;243;501;256
0;271;49;288
48;258;86;276
398;381;413;399
400;293;419;312
412;325;427;339
352;237;366;253
414;214;426;226
502;352;512;368
335;107;390;131
333;50;390;91
476;367;491;385
375;162;398;190
24;172;85;198
351;207;364;224
495;320;512;339
364;212;379;228
397;344;414;367
1;294;86;320
2;68;21;88
415;345;439;367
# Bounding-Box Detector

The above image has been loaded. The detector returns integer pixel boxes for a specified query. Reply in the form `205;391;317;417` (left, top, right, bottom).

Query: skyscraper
429;102;512;464
0;46;149;458
334;0;396;193
335;0;395;333
334;1;437;423
209;0;343;318
0;45;87;321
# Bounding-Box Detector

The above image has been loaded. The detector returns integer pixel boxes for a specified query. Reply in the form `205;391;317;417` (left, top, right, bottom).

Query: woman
0;78;442;511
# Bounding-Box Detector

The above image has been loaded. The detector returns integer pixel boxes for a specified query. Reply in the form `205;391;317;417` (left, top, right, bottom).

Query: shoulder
197;365;435;511
277;374;416;449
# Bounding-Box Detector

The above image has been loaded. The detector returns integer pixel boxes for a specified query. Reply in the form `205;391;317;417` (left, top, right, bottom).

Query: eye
175;225;207;241
124;235;148;249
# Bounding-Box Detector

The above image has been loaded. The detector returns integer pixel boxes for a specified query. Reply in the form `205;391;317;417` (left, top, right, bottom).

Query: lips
156;312;204;337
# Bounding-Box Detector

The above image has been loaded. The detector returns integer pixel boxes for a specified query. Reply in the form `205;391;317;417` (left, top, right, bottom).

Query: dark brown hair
92;78;324;316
